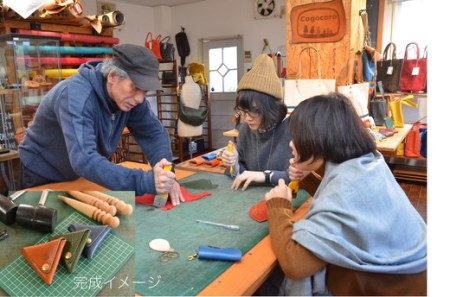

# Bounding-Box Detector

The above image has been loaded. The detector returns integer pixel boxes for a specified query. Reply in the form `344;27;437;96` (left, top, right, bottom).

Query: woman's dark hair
289;92;377;164
235;90;287;130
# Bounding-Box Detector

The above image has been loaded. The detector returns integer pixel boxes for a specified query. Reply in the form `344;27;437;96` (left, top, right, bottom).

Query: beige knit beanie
237;54;283;100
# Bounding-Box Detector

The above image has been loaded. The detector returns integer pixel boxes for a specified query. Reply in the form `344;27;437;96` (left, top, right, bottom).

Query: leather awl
153;165;173;207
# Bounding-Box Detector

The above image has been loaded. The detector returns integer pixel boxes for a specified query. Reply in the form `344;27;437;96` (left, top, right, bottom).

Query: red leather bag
145;32;163;60
404;121;423;158
399;42;427;93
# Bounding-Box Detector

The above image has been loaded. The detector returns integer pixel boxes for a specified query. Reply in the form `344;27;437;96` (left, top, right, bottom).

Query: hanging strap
404;42;421;61
297;47;321;79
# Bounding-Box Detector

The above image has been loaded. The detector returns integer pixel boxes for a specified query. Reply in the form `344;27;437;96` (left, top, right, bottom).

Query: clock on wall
254;0;277;19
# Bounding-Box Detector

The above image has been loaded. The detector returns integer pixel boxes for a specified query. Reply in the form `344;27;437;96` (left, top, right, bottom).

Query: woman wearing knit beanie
222;54;311;191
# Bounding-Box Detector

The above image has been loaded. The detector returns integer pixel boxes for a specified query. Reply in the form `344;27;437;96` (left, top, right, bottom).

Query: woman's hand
221;141;237;167
231;170;264;191
265;179;292;202
289;157;311;181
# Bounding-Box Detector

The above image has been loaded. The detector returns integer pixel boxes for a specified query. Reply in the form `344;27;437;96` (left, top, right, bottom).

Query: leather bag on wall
284;47;336;111
377;42;403;93
145;32;162;60
399;42;427;93
160;35;175;61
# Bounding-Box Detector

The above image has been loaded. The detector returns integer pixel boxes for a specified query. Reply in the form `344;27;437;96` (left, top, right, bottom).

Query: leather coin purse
198;245;242;262
68;224;111;259
50;229;91;273
21;237;66;285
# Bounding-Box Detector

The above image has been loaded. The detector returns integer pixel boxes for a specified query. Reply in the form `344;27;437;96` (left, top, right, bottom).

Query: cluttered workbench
0;161;311;296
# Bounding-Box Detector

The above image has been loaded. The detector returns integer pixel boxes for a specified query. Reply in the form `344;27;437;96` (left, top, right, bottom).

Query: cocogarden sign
291;0;346;43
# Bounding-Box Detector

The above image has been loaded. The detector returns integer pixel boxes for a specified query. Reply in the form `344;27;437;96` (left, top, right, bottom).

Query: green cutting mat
135;172;309;296
0;212;134;297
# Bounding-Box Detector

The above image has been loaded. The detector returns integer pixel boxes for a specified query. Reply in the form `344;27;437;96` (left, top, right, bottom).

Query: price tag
387;66;394;75
412;67;420;76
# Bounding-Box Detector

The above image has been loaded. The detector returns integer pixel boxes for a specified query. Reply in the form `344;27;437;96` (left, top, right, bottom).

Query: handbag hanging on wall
160;36;175;61
284;47;336;112
377;42;403;93
145;32;163;60
399;42;427;93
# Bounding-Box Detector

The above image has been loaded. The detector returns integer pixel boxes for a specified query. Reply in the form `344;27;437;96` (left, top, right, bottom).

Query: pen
0;229;8;241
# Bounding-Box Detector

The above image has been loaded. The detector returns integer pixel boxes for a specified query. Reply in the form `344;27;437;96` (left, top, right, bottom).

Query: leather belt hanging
290;0;346;43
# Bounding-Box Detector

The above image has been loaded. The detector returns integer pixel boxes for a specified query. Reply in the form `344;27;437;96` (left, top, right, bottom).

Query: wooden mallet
82;191;133;216
67;191;117;216
58;195;120;228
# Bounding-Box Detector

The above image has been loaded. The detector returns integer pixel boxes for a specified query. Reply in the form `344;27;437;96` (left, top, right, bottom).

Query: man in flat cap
19;44;184;205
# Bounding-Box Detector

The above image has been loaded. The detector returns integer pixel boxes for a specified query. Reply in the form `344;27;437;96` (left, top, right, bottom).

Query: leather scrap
189;157;206;166
249;200;298;223
135;186;211;210
21;237;66;285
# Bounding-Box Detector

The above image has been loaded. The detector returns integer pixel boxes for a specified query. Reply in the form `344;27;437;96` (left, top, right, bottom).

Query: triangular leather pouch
50;229;91;272
68;224;111;259
21;237;66;285
249;200;268;223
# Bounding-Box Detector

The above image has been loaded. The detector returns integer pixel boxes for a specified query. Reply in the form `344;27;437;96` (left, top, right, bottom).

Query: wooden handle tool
58;195;120;228
288;180;300;195
153;165;173;207
67;191;117;216
81;191;133;216
227;142;234;175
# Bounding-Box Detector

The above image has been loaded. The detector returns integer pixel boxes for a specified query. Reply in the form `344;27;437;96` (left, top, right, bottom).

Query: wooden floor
399;181;427;223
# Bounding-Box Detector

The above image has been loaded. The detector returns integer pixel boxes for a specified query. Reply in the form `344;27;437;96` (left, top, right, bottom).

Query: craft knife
153;165;173;207
196;219;240;231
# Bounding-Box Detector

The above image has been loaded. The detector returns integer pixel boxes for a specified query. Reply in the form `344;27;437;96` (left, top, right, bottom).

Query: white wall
85;0;285;67
170;0;285;67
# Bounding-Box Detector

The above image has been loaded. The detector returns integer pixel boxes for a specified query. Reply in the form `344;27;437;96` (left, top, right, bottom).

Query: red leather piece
135;186;211;210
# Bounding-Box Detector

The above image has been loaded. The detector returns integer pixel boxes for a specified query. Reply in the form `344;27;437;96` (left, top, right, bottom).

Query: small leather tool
0;190;25;225
16;189;57;233
68;224;111;259
197;245;242;262
50;229;91;272
21;237;66;285
153;164;173;207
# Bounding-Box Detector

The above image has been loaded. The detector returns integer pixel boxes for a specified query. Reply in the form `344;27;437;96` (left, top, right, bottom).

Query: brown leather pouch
21;237;66;285
50;229;91;273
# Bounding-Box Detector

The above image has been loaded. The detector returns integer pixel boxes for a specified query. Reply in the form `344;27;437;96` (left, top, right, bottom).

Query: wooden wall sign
291;0;346;43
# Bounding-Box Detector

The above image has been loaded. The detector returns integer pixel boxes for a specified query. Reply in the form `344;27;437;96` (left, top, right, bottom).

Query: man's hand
231;170;265;191
265;179;292;202
169;181;185;206
154;158;175;195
